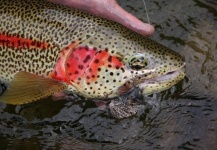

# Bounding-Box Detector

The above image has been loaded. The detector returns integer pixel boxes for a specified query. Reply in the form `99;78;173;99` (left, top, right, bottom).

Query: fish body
0;0;185;106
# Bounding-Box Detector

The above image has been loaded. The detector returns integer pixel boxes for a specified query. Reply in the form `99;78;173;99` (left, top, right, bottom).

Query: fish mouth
138;67;185;95
142;69;185;84
116;62;185;96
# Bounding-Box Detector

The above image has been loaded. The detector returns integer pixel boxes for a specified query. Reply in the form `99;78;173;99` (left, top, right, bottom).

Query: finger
96;0;155;36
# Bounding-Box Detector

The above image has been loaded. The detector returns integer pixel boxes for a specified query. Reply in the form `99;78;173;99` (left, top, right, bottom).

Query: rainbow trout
0;0;185;117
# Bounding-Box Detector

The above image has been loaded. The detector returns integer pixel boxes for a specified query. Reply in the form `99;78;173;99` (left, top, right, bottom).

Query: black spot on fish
78;65;84;69
83;55;91;63
121;67;125;73
66;63;70;68
116;66;120;69
94;59;99;63
108;56;112;62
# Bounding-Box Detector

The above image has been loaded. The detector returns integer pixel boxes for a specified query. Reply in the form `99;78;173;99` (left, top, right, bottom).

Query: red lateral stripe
0;33;51;49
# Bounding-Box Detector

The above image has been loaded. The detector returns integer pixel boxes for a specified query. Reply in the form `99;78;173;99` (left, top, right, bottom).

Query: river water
0;0;217;149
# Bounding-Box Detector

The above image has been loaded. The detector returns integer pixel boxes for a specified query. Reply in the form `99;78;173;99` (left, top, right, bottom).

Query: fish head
52;25;185;99
60;33;185;99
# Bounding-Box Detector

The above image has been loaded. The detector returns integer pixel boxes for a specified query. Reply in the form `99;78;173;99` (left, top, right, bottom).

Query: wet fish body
0;0;185;107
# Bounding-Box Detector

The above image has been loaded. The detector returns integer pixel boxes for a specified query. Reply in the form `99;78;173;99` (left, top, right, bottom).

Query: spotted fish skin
0;0;185;102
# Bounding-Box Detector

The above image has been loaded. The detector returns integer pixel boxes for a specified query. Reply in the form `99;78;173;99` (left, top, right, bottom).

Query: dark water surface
1;0;217;149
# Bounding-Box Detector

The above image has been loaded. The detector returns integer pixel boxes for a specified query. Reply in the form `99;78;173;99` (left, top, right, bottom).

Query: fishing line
142;0;150;25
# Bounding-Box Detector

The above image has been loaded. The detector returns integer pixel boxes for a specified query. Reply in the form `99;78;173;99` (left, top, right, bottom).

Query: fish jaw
115;63;185;96
138;68;185;95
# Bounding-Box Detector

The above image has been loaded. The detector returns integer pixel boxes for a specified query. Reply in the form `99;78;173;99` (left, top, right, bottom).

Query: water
0;0;217;149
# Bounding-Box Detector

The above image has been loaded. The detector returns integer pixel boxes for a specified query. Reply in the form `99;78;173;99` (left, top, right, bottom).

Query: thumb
93;0;155;36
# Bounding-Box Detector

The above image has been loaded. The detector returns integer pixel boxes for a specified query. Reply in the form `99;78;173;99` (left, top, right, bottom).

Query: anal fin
0;71;67;105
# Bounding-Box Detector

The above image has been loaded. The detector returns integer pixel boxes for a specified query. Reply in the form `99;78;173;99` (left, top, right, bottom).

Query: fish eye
128;53;149;71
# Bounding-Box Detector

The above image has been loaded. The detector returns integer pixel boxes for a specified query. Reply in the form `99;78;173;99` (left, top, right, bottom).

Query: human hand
48;0;155;37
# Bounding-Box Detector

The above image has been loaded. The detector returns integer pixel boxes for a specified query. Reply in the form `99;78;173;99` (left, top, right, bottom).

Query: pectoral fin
0;71;67;105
